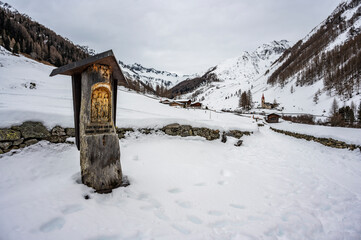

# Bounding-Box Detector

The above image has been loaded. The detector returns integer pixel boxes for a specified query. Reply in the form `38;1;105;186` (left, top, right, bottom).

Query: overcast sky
7;0;341;74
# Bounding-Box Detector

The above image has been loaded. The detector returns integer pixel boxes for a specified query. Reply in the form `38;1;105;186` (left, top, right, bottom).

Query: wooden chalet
169;101;185;107
190;102;202;108
266;113;281;123
160;99;171;104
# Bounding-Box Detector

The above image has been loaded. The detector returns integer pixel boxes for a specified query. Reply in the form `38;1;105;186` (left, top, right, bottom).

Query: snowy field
1;47;361;239
0;47;256;132
1;128;361;240
270;121;361;145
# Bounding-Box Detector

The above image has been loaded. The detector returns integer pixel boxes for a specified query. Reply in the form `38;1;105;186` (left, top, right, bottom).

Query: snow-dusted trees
239;90;252;110
330;98;339;116
329;99;359;126
357;102;361;126
313;89;321;104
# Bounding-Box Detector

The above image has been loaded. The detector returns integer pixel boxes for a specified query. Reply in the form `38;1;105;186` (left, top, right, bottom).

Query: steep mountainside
178;40;289;109
179;0;361;116
119;61;192;90
268;0;361;98
0;1;93;66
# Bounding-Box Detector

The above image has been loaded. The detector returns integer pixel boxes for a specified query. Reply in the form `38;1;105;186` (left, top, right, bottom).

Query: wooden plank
72;74;81;150
113;76;118;127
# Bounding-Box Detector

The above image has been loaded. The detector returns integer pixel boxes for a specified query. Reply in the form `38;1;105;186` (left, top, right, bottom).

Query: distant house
160;99;171;105
190;102;202;108
266;113;281;123
169;101;185;107
178;100;192;107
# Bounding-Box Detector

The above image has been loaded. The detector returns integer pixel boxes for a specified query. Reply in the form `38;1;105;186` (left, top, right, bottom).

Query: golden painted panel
91;87;111;123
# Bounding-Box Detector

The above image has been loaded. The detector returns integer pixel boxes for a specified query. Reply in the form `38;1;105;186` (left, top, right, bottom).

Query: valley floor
0;126;360;240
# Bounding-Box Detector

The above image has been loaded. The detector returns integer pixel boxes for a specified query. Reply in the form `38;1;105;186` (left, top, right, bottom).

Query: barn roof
267;113;281;117
49;50;125;82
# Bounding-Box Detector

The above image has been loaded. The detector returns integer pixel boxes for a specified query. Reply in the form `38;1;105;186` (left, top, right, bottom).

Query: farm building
190;102;202;108
266;113;281;123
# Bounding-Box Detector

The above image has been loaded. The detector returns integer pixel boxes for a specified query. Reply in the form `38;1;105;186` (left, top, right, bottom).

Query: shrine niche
91;84;111;124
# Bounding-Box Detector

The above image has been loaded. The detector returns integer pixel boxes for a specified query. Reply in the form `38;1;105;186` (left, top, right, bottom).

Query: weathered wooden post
50;50;126;193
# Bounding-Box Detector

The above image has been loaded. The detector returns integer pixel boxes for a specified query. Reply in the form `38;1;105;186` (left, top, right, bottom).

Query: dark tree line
267;0;361;99
329;99;361;127
0;5;161;95
167;67;219;98
0;6;91;66
239;90;252;110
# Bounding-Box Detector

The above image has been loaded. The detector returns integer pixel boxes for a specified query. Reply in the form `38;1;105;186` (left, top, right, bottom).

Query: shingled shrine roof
49;50;125;81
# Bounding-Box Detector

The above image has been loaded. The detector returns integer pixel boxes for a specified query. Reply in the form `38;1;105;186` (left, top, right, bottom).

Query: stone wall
270;127;361;151
0;121;253;154
0;121;76;154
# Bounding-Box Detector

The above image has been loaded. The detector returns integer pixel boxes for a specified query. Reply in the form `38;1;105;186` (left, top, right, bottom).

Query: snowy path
0;127;361;240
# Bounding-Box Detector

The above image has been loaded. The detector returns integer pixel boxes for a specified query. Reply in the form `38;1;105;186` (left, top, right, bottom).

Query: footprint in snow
175;200;192;209
132;155;139;161
208;210;224;216
39;217;65;232
187;215;203;224
61;204;84;215
154;210;170;221
220;169;232;177
217;180;228;185
194;182;206;186
168;188;182;194
87;235;120;240
172;224;191;235
229;204;245;210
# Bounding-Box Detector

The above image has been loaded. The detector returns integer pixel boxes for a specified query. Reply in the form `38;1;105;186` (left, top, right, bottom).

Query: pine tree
330;98;339;116
313;92;319;104
247;90;252;110
351;101;356;115
13;42;19;54
358;101;361;125
240;92;248;109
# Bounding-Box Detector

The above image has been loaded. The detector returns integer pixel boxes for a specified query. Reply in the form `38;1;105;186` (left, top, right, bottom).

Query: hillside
0;45;255;131
0;1;93;66
177;40;290;110
267;0;361;99
175;0;361;116
119;61;192;90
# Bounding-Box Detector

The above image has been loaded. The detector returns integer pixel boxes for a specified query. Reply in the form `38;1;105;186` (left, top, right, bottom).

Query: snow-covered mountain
180;40;290;110
119;61;193;89
181;0;361;116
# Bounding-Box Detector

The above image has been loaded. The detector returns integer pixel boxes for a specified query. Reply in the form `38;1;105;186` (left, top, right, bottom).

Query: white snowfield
270;121;361;146
0;46;257;132
1;47;361;240
1;128;361;240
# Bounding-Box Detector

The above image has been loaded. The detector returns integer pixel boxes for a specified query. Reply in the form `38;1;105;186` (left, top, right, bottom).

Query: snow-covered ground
270;121;361;146
0;46;256;132
1;127;361;240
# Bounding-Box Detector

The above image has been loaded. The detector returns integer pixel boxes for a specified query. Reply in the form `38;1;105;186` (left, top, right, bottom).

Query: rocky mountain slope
0;1;93;66
119;61;192;90
178;0;361;116
178;40;290;109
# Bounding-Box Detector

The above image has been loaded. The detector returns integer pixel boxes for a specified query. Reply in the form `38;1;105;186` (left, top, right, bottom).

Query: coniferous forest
0;5;91;66
268;0;361;99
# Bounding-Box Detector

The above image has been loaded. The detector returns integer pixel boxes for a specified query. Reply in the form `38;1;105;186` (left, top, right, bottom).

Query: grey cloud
7;0;341;74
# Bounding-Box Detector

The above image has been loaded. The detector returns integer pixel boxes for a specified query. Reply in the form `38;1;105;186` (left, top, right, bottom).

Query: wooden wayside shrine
50;50;127;193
